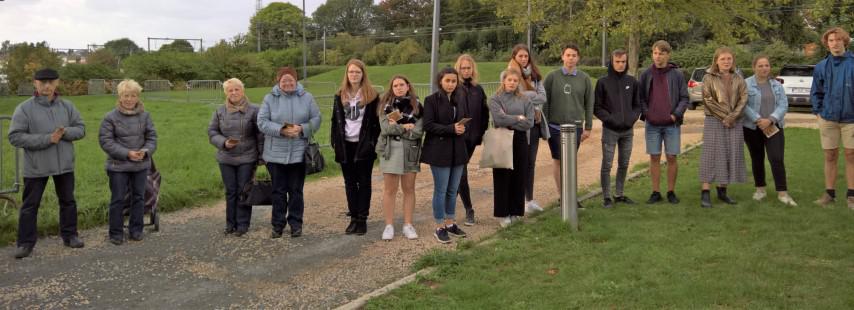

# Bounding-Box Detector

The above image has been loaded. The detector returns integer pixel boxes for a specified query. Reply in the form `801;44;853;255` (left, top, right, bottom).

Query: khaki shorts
818;116;854;149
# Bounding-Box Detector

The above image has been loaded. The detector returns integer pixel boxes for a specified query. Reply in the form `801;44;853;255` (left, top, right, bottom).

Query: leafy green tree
87;48;119;69
388;38;429;65
104;38;144;58
313;0;375;35
364;42;398;65
159;39;195;53
248;2;305;51
375;0;432;30
2;41;62;93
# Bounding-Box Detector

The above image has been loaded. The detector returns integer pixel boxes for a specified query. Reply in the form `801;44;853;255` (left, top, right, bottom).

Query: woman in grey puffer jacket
208;78;264;236
99;80;157;245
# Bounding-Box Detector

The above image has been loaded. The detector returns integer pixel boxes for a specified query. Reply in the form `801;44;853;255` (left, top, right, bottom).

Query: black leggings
743;126;787;191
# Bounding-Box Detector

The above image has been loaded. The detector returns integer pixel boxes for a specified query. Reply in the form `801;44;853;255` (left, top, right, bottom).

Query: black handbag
304;138;325;175
240;168;273;206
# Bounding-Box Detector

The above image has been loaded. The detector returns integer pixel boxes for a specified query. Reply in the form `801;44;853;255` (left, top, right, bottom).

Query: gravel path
0;111;816;308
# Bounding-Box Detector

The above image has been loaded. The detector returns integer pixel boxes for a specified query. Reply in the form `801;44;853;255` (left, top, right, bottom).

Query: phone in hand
456;118;472;125
387;110;402;122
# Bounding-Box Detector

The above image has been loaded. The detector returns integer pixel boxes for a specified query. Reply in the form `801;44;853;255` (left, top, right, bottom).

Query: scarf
226;96;249;113
117;100;144;115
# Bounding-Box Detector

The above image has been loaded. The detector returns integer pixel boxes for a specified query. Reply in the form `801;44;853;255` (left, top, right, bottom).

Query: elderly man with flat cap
8;68;86;259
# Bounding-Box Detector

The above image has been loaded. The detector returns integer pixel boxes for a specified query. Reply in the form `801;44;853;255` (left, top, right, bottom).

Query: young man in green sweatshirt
543;44;594;205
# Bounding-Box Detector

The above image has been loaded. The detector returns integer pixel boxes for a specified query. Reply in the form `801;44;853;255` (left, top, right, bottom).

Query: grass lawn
0;62;569;245
367;128;854;309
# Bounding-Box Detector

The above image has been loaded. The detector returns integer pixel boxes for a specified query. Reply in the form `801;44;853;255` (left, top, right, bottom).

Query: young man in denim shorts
638;40;690;204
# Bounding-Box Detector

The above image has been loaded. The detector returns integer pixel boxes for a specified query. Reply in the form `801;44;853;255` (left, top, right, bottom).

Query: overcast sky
0;0;326;51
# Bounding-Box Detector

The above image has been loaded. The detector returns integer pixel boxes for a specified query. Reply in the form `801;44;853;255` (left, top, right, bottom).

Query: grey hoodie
8;95;85;178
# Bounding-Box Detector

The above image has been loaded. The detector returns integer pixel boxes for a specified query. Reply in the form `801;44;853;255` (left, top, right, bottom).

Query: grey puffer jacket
8;95;85;178
207;100;263;165
98;104;157;172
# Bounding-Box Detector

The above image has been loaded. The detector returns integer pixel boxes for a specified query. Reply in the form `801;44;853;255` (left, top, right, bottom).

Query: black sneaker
129;232;143;241
614;196;636;204
464;209;476;226
445;224;467;238
646;191;663;204
109;237;123;245
603;198;614;209
433;227;451;244
234;229;248;237
271;230;283;239
667;191;680;204
13;246;33;259
63;236;85;248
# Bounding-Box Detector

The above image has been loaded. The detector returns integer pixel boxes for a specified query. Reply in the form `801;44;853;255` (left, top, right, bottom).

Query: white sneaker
510;215;523;223
402;224;418;240
381;224;394;241
778;194;798;207
526;200;543;213
752;189;767;201
499;217;512;228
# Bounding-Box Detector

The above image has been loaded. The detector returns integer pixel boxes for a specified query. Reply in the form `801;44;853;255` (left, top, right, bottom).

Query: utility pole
322;29;327;65
526;0;532;49
256;0;262;52
429;0;440;93
601;18;607;67
302;0;308;80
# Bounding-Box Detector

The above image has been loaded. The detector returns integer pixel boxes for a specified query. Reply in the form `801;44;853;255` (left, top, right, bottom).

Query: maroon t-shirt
647;66;673;125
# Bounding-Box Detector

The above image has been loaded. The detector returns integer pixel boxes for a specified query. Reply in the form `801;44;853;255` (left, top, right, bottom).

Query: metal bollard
560;123;579;232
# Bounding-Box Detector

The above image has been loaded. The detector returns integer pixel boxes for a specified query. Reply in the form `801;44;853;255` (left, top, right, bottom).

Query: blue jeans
219;163;255;231
108;170;147;239
430;165;464;224
267;162;306;232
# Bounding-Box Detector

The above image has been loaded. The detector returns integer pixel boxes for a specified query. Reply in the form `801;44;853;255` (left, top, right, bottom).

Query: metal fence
0;82;9;96
88;79;107;95
110;79;124;95
142;80;174;102
0;116;21;215
411;82;501;100
187;80;223;103
16;82;33;96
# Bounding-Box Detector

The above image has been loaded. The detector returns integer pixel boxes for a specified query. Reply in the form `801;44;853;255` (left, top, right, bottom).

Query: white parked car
777;65;814;108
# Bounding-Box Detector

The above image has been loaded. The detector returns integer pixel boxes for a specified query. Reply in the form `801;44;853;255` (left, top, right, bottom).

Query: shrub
364;42;397;65
257;48;303;68
388;39;429;65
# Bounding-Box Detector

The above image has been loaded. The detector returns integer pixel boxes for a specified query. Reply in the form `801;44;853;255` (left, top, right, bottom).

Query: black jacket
331;94;380;163
594;62;641;131
455;79;490;146
420;90;468;167
638;62;690;125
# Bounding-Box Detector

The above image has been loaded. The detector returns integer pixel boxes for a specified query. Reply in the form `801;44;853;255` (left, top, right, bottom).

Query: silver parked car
688;68;706;109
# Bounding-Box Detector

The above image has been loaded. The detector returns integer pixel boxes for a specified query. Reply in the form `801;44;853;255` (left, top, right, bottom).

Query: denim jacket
742;76;788;129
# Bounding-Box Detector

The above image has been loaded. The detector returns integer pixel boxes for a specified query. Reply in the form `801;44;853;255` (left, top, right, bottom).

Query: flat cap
33;68;59;81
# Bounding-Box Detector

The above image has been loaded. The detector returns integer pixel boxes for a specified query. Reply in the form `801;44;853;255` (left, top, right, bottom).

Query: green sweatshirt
543;67;594;130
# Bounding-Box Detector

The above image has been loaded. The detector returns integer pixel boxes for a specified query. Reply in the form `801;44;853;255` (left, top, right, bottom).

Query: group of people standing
10;26;854;258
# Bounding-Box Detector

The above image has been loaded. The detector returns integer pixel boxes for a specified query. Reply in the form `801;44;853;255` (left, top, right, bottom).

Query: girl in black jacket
453;54;489;226
421;67;468;244
331;59;380;235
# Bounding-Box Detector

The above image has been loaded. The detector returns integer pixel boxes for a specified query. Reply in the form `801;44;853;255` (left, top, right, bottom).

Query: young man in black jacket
594;50;641;209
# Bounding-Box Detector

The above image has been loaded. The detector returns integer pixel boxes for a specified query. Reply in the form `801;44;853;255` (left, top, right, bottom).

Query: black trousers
493;130;529;217
341;141;373;220
17;172;78;247
108;170;147;239
457;142;477;210
525;123;541;201
743;126;787;191
268;162;306;232
219;163;255;231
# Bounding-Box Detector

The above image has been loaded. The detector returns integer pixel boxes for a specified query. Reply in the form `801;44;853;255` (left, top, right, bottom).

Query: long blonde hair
496;69;524;97
337;59;378;106
454;54;479;86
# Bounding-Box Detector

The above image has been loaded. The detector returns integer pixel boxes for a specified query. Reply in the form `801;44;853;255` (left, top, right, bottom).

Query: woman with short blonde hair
208;77;264;236
99;79;158;245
